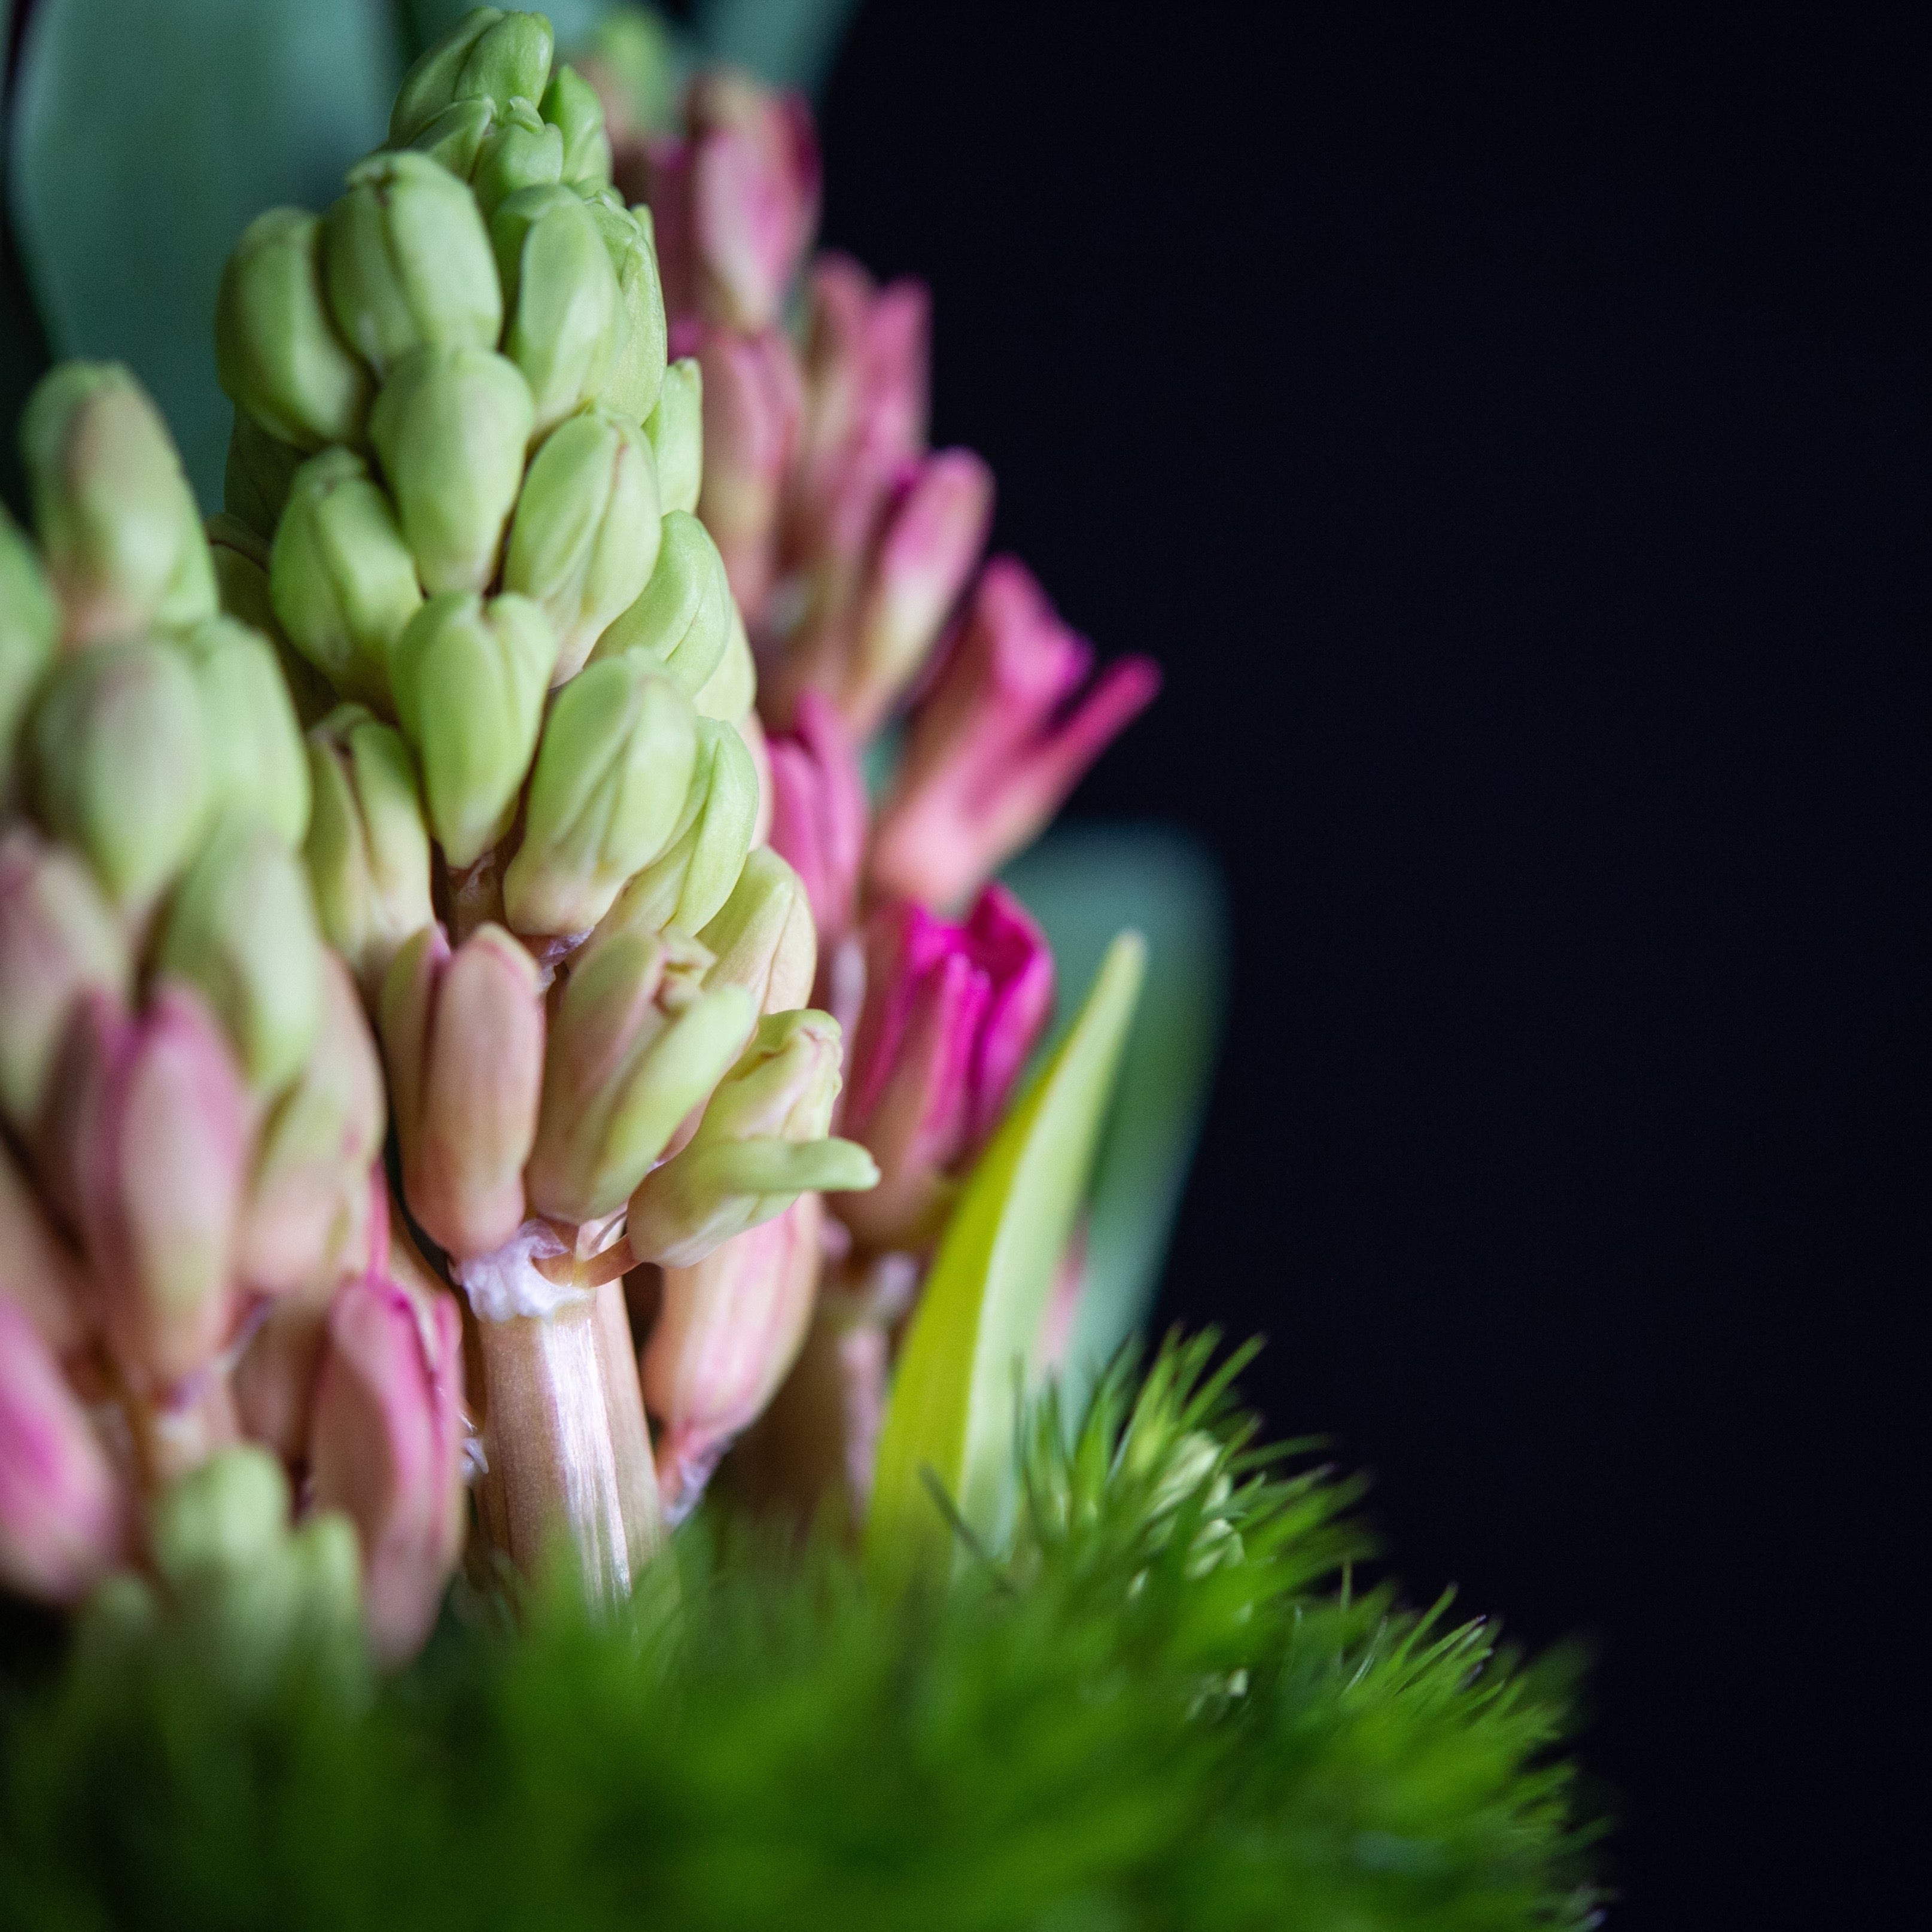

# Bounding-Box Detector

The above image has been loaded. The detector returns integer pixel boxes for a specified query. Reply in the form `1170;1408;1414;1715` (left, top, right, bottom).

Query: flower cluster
0;365;463;1663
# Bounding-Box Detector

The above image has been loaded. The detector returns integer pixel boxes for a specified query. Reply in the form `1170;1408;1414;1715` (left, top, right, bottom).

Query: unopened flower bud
492;185;620;433
156;812;325;1099
591;507;729;694
0;509;57;784
176;616;312;848
68;984;250;1391
696;846;816;1015
308;1269;465;1663
381;921;544;1258
629;1010;874;1267
696;324;801;619
0;1139;92;1358
389;7;553;148
0;829;130;1137
20;363;215;646
543;65;613;188
597;714;757;938
29;638;209;916
471;96;564;220
501;655;695;937
269;448;423;711
303;704;435;1000
406;95;498;178
582;194;668;427
643;355;702;512
232;1283;333;1463
215;209;372;451
223;407;305;540
502;406;662;683
765;690;866;949
391;591;557;868
525;927;753;1225
370;345;533;594
238;954;385;1295
871;558;1161;909
0;1297;125;1602
692;603;757;723
206;513;334;727
641;1190;824;1521
324;151;503;376
836;884;1054;1252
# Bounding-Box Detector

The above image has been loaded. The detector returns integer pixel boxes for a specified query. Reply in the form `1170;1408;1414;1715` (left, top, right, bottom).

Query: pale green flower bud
643;355;701;512
391;591;557;868
20;364;215;645
0;509;57;787
304;704;435;1001
215;209;372;451
156;811;325;1097
471;97;564;221
597;716;757;938
582;191;667;427
590;509;731;697
30;639;208;914
501;655;695;938
389;7;553;148
627;1009;877;1267
525;926;753;1225
269;449;422;712
323;151;502;376
369;345;533;594
501;406;661;681
206;513;334;728
692;602;757;722
223;407;305;541
492;185;619;433
696;847;816;1015
542;65;612;189
175;617;311;848
407;94;498;178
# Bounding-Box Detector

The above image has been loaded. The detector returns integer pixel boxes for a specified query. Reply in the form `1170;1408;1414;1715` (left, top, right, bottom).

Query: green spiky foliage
0;1336;1599;1930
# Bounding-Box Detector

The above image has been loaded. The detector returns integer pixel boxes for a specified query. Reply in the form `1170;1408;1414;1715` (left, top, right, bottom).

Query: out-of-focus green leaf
868;930;1145;1586
8;0;398;509
692;0;862;97
1003;822;1229;1421
402;0;616;62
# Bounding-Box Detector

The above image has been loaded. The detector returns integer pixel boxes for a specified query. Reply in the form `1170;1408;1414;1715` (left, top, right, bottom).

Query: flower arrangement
0;9;1598;1922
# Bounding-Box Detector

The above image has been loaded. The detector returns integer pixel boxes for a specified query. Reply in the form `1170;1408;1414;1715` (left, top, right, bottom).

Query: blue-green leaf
1002;822;1229;1421
868;930;1146;1584
691;0;862;97
9;0;398;509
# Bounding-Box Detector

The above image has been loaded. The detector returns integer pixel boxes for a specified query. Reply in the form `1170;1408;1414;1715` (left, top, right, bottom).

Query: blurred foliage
0;1336;1599;1930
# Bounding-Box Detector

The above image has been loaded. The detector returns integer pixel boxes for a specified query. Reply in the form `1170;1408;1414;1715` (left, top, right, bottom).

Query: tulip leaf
8;0;398;509
1002;822;1230;1422
868;929;1146;1583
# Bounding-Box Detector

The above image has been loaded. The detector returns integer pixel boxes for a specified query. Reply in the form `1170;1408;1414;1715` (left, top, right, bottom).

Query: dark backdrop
816;7;1926;1926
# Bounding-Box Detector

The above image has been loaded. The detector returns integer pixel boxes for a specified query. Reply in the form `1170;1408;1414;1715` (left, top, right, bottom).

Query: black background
816;7;1925;1926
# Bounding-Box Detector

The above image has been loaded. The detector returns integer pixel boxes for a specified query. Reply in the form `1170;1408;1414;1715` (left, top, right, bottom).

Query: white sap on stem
458;1220;662;1603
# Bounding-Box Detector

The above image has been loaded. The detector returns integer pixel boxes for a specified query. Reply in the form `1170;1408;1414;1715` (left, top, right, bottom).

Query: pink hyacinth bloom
68;984;251;1394
765;690;868;951
0;1297;125;1602
696;323;804;623
834;884;1054;1252
308;1269;467;1665
869;558;1162;912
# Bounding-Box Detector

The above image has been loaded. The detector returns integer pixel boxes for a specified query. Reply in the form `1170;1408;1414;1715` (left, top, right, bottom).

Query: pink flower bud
835;884;1054;1252
0;1138;93;1359
0;1297;126;1602
695;324;802;622
640;1188;825;1522
380;923;544;1261
869;559;1161;911
765;691;866;950
308;1269;467;1664
69;984;251;1392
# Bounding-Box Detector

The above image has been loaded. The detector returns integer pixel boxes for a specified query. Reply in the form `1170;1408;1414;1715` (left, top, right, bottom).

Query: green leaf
1002;822;1230;1422
8;0;399;509
868;929;1146;1584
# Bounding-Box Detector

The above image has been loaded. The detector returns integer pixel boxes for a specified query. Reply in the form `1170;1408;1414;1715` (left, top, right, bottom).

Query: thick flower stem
463;1229;662;1604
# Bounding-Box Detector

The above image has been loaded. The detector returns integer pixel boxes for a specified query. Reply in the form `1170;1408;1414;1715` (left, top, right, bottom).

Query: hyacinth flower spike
869;558;1162;912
